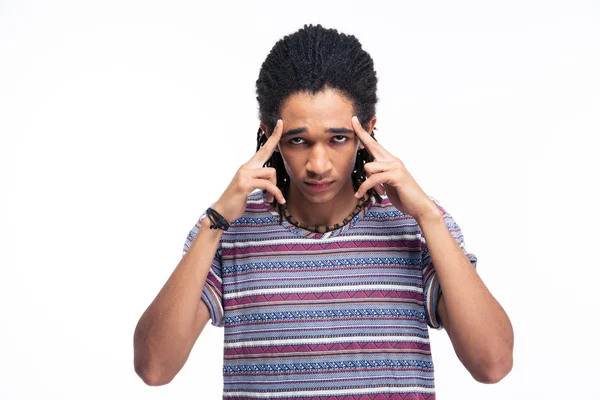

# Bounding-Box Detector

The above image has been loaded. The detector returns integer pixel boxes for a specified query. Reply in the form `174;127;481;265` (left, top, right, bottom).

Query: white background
1;1;599;399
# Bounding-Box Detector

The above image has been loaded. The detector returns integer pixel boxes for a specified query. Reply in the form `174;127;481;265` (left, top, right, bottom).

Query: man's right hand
212;119;287;224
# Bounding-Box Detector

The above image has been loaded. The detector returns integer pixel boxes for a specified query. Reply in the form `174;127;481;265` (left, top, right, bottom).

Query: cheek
345;142;360;161
280;152;300;177
346;153;359;173
336;148;359;175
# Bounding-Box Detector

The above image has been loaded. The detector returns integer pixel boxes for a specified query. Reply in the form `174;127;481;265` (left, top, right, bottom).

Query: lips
305;181;334;185
304;181;334;191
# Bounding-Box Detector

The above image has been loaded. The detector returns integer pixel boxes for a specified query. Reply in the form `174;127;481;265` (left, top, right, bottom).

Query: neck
284;182;360;227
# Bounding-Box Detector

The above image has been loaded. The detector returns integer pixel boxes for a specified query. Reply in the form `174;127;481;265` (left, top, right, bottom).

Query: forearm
133;220;222;384
417;211;513;382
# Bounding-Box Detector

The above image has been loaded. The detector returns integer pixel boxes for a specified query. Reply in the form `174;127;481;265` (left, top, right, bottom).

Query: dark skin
261;88;376;227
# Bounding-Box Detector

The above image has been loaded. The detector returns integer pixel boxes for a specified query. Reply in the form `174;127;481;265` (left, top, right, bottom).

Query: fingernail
354;192;360;198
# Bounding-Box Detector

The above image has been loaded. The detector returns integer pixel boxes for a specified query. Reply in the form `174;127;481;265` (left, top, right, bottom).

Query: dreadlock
255;24;382;214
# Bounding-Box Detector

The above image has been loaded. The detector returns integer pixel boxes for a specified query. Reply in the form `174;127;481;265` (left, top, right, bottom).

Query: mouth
304;181;334;191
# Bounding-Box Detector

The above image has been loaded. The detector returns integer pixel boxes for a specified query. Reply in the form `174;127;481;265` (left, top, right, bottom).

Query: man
134;24;513;399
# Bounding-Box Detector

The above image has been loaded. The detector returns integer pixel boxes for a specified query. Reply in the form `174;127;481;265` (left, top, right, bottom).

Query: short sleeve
420;197;478;330
182;212;225;328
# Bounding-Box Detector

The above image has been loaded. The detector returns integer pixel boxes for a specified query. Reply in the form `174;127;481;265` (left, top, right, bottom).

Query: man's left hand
351;115;441;222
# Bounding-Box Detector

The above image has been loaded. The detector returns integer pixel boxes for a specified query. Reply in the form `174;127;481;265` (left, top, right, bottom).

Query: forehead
280;88;355;125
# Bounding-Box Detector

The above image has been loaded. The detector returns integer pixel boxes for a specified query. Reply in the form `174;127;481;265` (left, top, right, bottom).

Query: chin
304;195;335;205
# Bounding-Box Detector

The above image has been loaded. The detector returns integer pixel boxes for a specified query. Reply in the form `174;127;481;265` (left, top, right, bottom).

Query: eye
287;136;349;146
332;135;349;143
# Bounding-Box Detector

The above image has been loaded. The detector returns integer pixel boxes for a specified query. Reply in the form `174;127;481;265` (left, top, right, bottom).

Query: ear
358;115;377;150
260;122;268;137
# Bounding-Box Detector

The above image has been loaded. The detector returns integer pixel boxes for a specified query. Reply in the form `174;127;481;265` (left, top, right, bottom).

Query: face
263;87;376;207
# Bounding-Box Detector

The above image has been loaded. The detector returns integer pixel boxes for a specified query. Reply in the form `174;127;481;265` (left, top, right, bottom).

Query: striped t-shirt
182;190;477;400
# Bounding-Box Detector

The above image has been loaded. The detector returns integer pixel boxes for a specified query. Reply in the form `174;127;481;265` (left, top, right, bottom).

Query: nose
306;144;333;177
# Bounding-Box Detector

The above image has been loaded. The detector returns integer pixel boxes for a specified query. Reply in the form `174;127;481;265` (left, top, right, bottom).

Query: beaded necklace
280;193;371;233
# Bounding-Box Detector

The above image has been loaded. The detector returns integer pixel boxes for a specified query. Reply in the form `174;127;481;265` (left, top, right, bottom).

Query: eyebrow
282;127;354;137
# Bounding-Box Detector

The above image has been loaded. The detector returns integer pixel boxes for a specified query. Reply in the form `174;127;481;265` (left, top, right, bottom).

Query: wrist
205;206;231;231
415;204;444;226
210;201;234;224
199;214;226;239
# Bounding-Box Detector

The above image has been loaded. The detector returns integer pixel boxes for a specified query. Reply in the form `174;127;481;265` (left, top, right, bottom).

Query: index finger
351;116;390;161
249;119;283;166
